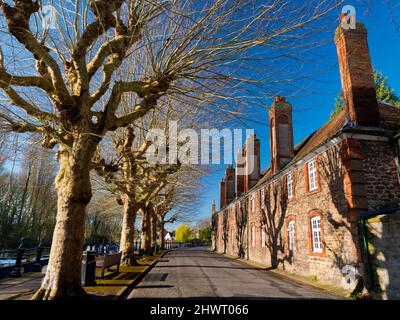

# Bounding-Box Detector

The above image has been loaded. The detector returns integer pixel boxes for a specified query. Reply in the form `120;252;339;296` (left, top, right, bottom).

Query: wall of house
361;139;400;211
215;141;363;287
366;213;400;300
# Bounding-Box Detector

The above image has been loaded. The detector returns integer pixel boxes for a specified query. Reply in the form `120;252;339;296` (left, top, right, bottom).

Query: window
311;216;323;253
252;225;256;247
261;189;265;209
250;194;255;212
287;173;294;199
288;221;295;252
307;159;318;192
261;225;266;247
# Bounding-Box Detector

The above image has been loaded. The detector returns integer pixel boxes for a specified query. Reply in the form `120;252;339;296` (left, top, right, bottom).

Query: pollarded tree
0;0;343;299
94;126;182;262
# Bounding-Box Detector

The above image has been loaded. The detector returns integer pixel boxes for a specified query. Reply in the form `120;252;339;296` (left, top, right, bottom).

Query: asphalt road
127;247;337;300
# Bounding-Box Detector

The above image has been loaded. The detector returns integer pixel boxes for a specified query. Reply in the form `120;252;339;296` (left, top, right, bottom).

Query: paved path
127;247;337;300
0;272;43;300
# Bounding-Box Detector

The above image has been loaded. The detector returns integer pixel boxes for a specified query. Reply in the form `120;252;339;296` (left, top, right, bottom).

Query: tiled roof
255;102;400;187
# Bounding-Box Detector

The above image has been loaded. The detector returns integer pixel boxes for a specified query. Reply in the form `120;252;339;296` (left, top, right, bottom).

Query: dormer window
307;159;318;192
287;172;294;199
250;194;255;212
261;189;265;209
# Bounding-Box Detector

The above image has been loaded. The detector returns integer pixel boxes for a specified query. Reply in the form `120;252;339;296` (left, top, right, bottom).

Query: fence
165;241;189;249
1;240;189;279
0;239;50;279
85;241;143;258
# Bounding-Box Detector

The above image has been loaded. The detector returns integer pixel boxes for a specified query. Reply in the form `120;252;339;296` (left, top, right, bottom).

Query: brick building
212;23;400;296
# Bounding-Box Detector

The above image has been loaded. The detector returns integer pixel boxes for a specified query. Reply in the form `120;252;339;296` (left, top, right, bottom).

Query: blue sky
182;2;400;229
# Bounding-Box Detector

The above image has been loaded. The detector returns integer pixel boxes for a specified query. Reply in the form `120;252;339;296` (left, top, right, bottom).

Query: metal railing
85;241;143;258
0;239;50;278
164;241;187;249
0;239;188;279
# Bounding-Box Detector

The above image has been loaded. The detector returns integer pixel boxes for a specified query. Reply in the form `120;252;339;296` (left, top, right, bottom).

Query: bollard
10;238;25;277
81;251;97;286
33;239;44;272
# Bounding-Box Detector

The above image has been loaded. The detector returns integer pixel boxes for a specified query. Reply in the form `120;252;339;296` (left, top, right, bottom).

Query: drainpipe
358;206;400;290
359;214;374;289
245;200;249;260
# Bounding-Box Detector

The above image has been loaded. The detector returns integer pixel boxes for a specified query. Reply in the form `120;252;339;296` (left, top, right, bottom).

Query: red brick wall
361;140;400;210
215;141;360;287
214;137;400;288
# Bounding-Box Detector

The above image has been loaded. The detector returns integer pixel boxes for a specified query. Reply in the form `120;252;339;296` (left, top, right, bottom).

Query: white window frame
261;225;266;247
250;194;255;212
252;225;256;247
311;216;323;253
287;173;294;199
288;220;295;252
307;159;318;192
261;189;265;209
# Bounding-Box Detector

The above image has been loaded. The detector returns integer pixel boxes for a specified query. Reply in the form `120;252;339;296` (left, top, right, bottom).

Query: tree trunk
33;137;97;300
140;209;152;255
119;195;137;266
151;209;158;254
159;221;165;250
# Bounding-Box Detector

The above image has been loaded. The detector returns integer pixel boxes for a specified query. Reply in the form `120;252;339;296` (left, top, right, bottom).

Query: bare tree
0;0;343;299
0;136;57;248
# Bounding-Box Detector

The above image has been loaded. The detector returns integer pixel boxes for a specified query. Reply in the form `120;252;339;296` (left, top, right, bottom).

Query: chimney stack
235;150;245;197
219;179;226;209
269;96;294;174
335;22;380;127
224;165;236;204
244;134;261;192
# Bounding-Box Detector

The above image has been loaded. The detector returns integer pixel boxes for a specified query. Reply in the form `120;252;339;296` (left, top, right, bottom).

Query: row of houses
211;22;400;299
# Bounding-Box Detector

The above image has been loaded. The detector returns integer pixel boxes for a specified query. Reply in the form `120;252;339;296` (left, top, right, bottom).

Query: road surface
127;247;337;300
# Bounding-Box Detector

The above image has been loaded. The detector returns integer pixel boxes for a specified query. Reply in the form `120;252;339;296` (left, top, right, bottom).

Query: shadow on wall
222;210;228;254
366;212;400;300
320;144;400;298
319;144;362;288
260;179;292;269
235;199;248;259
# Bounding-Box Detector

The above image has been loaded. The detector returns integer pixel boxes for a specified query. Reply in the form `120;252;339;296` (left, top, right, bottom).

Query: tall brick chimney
335;22;380;127
269;96;294;174
219;179;226;209
244;134;261;192
224;165;236;204
235;149;245;197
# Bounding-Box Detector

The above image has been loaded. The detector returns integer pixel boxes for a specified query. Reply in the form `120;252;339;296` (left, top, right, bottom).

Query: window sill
309;251;326;258
306;188;321;196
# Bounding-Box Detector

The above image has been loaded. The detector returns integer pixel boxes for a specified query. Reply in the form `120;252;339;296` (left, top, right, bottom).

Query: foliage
331;70;400;119
0;140;57;248
175;225;192;243
85;210;122;245
199;226;212;243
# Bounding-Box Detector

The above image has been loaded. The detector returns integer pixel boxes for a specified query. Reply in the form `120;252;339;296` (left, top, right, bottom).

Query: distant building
164;231;175;241
212;23;400;299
